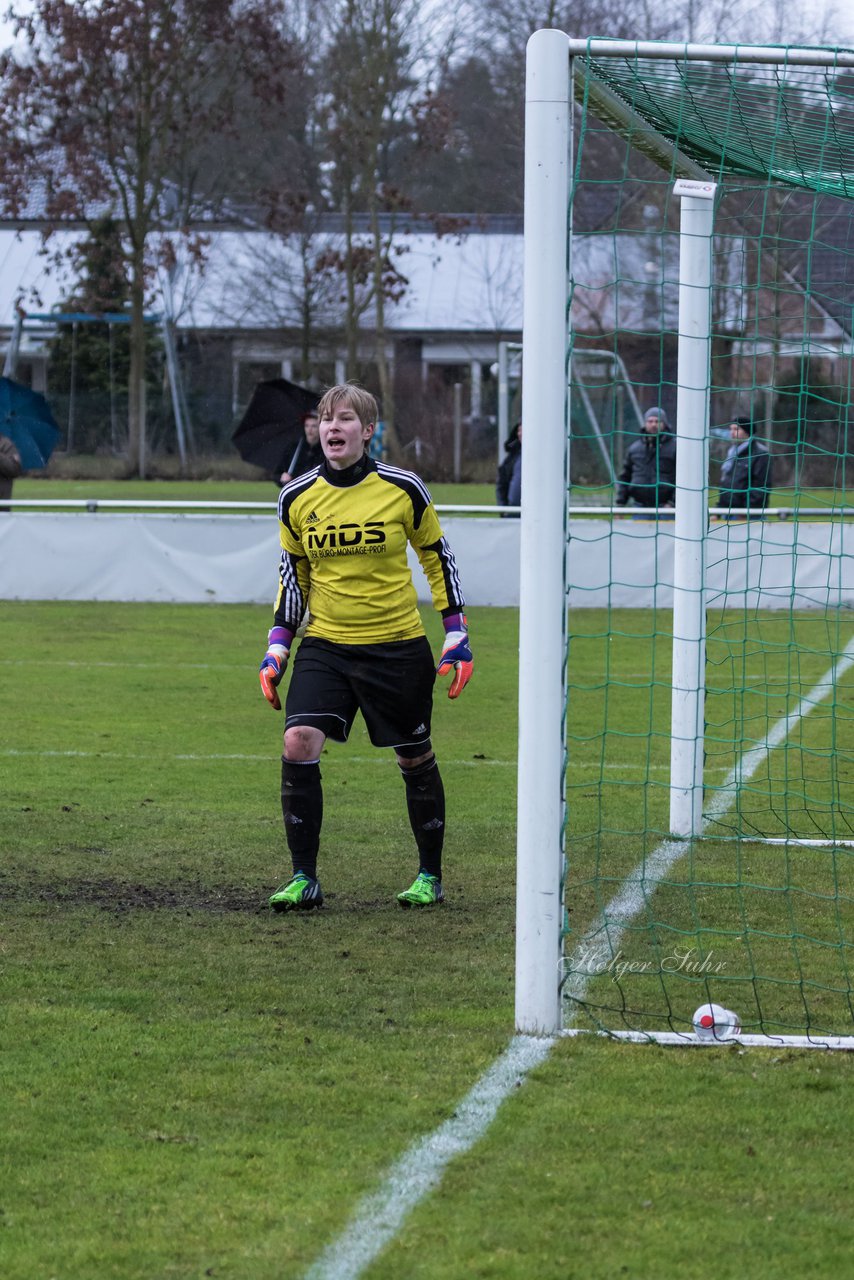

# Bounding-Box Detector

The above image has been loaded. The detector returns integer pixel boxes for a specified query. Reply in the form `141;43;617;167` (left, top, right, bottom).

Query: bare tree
202;221;347;383
0;0;296;476
318;0;461;453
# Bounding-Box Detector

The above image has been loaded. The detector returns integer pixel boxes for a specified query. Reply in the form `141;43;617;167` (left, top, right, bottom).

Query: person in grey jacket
616;406;677;513
716;416;773;517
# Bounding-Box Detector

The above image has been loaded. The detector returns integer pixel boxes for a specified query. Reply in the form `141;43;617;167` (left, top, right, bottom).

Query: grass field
2;601;854;1278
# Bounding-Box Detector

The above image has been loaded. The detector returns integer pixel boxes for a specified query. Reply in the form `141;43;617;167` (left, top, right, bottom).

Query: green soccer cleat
269;872;324;913
397;871;444;909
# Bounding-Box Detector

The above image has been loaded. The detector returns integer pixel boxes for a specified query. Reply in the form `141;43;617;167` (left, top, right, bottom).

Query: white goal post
514;29;571;1038
515;29;854;1045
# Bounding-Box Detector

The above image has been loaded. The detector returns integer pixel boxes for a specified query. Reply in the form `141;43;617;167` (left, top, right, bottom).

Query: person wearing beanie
716;416;773;518
615;406;677;515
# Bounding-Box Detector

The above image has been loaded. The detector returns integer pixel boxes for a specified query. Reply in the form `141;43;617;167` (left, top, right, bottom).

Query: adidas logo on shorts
413;722;427;735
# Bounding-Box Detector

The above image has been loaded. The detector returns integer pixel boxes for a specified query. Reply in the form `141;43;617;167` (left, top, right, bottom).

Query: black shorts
285;636;436;757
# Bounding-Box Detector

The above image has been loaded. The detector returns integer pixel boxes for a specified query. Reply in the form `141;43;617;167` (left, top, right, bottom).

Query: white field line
0;658;242;670
562;634;854;1007
2;747;518;767
0;661;841;707
0;658;699;681
303;1034;554;1280
1;747;699;773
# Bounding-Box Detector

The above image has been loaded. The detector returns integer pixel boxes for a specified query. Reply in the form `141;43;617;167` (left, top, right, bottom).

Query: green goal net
517;34;854;1045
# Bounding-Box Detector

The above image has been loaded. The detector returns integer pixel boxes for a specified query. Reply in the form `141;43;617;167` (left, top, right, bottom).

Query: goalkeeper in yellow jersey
258;383;473;912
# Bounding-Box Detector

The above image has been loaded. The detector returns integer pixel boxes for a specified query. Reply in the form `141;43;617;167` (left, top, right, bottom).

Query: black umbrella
232;378;320;475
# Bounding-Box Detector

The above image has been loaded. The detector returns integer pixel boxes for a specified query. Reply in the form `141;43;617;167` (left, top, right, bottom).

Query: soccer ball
692;1002;741;1042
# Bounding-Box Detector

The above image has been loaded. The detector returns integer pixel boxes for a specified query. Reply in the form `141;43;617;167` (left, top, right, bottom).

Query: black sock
281;757;323;878
400;756;445;879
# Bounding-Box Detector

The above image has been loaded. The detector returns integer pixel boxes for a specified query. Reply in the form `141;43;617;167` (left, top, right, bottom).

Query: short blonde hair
317;383;378;429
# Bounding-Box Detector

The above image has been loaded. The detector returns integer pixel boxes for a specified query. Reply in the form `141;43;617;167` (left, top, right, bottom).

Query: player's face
320;401;374;470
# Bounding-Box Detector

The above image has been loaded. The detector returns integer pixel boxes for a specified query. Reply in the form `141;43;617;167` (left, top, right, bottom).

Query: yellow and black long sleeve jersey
273;455;465;644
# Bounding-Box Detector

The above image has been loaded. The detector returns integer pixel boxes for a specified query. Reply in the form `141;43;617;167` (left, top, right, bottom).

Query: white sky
2;2;854;49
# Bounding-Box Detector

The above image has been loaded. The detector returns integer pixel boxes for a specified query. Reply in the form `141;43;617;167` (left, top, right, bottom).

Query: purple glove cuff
268;625;294;649
443;613;466;634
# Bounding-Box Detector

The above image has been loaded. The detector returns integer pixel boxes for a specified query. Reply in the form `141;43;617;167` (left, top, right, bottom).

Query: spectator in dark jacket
496;421;522;517
716;416;773;518
277;412;323;486
616;406;677;514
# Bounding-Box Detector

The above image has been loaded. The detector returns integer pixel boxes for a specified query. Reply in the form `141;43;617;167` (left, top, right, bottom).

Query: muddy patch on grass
0;877;454;916
0;876;267;914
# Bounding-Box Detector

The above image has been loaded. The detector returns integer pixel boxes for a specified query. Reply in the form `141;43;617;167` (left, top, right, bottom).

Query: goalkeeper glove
437;613;473;699
259;626;293;711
